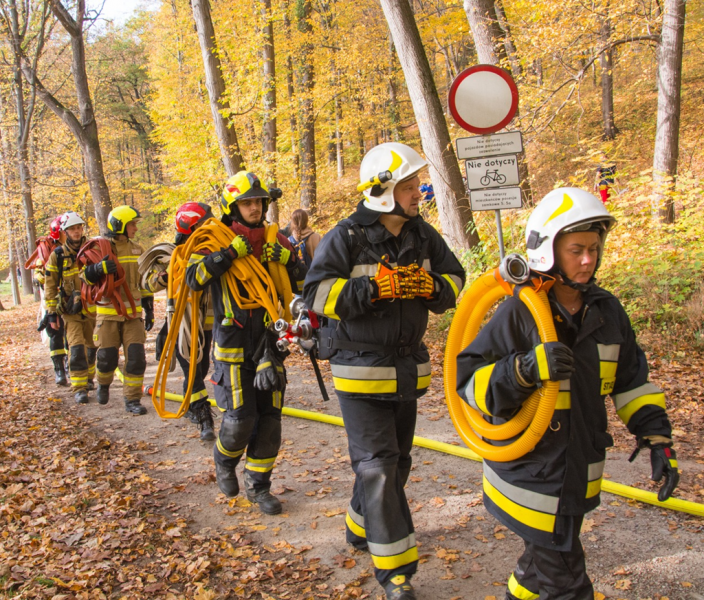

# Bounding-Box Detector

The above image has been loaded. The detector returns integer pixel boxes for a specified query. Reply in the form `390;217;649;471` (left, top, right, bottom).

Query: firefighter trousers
65;316;96;391
46;318;67;361
506;516;594;600
211;360;283;492
338;394;418;587
95;318;146;401
175;330;212;403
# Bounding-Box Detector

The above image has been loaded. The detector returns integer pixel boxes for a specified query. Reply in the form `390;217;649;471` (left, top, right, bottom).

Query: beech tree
379;0;479;250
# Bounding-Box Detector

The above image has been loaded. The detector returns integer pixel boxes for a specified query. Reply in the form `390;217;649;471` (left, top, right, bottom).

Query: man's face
237;198;263;225
393;176;422;217
125;221;138;239
65;224;83;243
554;231;601;284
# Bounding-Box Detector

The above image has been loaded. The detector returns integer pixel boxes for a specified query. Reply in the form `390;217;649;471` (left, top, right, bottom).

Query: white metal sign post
448;65;522;260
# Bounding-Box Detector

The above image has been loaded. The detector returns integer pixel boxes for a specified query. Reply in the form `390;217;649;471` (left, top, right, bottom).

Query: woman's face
554;231;601;284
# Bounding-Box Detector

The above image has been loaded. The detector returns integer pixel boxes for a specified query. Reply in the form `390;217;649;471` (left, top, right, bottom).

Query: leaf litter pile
0;303;365;600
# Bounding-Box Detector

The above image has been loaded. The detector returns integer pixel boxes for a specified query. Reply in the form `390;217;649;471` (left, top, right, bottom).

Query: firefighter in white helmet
456;188;679;599
303;142;465;600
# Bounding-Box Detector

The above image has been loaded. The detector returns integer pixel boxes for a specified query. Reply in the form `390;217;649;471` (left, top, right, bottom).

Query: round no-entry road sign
448;65;518;134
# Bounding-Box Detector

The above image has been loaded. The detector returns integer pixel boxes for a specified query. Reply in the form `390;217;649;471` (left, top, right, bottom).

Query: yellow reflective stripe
71;376;88;384
46;264;58;272
204;316;214;325
612;382;661;409
231;365;243;409
670;459;679;468
333;377;397;394
616;393;667;425
50;349;67;357
508;574;539;600
256;361;272;372
483;476;556;533
600;361;618;379
45;300;58;307
97;305;142;315
346;512;366;538
214;344;244;363
586;478;602;498
216;437;244;459
63;268;79;276
117;256;138;263
272;390;282;409
188;253;206;266
245;456;276;473
370;544;418;571
473;364;495;415
191;389;209;401
555;391;571;410
323;278;346;320
84;304;97;313
141;289;153;298
534;344;550;380
417;375;431;390
442;273;460;298
195;263;210;286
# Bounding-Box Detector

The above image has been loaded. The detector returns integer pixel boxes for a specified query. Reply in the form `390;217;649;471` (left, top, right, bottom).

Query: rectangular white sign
470;187;523;212
465;155;520;190
456;131;523;160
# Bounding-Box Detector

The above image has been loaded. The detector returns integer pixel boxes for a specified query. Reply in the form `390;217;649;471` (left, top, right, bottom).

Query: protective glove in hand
253;348;285;391
37;312;49;332
228;235;253;260
370;263;404;301
396;265;435;299
261;242;291;265
518;342;575;386
142;297;155;332
85;255;117;281
649;441;679;501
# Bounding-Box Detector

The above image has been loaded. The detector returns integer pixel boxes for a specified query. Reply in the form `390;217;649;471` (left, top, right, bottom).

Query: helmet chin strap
550;265;595;293
389;201;411;220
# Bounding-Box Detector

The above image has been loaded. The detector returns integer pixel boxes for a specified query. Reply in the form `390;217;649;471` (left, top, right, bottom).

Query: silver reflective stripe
484;463;559;514
421;259;431;270
463;373;481;412
368;533;416;557
447;274;463;293
330;364;397;380
350;264;377;278
588;460;605;481
347;504;364;527
313;278;337;314
597;343;620;362
612;382;661;410
559;379;571;391
417;362;431;377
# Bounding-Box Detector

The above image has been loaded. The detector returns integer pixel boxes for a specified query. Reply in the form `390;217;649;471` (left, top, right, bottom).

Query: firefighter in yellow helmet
456;188;679;599
82;205;154;414
186;171;306;515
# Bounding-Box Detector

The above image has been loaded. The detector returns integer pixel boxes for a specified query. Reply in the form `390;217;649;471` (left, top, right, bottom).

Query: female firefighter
456;188;679;599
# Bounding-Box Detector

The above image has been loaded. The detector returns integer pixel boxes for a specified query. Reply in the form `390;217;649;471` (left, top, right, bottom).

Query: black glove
44;313;60;336
517;342;574;386
628;437;680;501
85;255;117;281
142;297;155;332
253;348;285;391
37;312;49;332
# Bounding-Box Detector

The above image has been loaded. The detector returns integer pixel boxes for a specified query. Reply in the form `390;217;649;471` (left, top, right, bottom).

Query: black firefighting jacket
185;220;307;365
302;202;465;401
456;284;673;550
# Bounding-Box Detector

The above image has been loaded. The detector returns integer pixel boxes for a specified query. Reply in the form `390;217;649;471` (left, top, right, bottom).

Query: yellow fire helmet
220;171;271;216
107;205;141;236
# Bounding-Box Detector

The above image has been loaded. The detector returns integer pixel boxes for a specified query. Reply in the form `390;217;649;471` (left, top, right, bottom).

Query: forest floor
2;294;704;600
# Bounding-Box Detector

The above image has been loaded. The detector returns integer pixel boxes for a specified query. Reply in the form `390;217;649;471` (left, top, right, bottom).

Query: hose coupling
499;254;531;285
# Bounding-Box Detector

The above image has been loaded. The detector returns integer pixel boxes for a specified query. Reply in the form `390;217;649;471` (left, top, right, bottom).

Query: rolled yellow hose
443;269;559;462
265;224;293;322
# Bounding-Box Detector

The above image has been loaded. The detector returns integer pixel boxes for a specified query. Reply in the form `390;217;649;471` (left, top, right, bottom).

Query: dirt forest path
2;295;704;600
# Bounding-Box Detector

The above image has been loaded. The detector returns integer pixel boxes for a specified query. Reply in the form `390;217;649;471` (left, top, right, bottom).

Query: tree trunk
8;239;21;306
464;0;532;205
261;0;278;223
296;0;316;212
335;95;344;178
191;0;245;177
379;0;480;250
599;14;618;140
652;0;686;224
494;0;522;77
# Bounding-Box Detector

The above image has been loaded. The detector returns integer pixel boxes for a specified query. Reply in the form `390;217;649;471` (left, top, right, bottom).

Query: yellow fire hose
129;375;704;518
151;219;292;419
443;269;561;462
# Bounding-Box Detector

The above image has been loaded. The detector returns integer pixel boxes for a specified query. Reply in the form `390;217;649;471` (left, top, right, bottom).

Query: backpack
288;233;313;268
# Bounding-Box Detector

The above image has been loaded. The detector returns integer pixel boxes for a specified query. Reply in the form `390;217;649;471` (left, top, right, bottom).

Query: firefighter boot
87;380;95;391
185;404;199;424
97;384;110;405
193;400;216;442
74;389;89;404
244;472;282;515
383;575;416;600
124;399;147;415
52;356;68;387
215;463;240;497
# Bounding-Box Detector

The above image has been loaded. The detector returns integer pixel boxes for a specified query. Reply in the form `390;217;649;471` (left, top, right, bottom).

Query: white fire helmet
60;211;86;231
357;142;428;213
525;187;616;272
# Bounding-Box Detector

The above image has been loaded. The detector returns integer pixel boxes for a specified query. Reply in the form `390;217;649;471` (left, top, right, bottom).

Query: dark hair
290;209;309;240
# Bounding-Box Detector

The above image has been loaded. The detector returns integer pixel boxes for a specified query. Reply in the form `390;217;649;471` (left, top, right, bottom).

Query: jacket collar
347;201;423;243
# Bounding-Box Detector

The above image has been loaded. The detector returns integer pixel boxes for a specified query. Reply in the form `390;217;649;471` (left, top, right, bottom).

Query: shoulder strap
347;223;389;267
